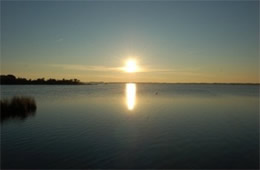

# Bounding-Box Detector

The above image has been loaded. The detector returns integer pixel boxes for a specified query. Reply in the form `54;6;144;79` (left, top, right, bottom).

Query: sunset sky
1;1;259;83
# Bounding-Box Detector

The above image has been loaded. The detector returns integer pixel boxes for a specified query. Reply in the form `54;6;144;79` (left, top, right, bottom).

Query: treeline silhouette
0;75;82;85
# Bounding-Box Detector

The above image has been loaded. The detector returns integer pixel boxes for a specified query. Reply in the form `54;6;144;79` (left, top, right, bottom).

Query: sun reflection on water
126;83;136;111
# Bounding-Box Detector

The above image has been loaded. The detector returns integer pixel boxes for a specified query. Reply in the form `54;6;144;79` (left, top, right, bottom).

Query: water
1;84;259;169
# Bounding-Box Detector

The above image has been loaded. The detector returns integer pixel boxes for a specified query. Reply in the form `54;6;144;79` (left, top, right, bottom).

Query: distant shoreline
0;75;83;85
1;74;258;85
103;82;260;85
1;83;259;86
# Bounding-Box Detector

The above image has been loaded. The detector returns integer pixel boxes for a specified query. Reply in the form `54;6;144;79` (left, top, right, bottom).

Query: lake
1;84;259;169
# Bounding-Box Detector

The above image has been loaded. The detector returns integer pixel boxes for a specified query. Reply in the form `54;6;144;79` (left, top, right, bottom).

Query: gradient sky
1;1;259;83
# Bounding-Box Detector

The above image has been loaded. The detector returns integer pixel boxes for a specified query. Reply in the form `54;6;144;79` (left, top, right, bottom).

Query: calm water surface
1;84;259;169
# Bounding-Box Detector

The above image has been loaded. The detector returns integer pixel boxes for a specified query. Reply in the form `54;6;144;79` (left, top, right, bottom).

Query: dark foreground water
1;84;259;169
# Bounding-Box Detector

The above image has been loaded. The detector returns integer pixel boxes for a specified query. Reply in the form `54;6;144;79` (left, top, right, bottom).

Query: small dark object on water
155;92;158;95
1;96;37;122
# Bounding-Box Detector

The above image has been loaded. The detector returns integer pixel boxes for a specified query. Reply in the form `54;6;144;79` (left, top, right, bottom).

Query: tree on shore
0;75;82;85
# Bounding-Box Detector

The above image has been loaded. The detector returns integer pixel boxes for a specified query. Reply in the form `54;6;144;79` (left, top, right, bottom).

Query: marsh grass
1;96;37;122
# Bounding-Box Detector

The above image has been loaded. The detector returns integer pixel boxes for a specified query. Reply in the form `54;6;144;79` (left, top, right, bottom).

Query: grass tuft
1;96;37;122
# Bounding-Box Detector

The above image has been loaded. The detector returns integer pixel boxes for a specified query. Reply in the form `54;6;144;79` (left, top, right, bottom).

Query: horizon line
83;81;260;85
0;74;259;85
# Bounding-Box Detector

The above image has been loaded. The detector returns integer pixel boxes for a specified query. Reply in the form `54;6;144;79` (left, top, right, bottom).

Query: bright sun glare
124;59;138;73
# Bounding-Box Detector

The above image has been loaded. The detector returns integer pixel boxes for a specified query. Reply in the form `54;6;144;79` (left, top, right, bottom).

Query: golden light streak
126;83;136;110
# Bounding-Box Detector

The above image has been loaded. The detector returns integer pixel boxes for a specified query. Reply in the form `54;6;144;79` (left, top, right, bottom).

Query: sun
124;59;138;73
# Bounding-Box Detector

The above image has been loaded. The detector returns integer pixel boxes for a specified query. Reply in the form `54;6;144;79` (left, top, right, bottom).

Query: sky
1;1;259;83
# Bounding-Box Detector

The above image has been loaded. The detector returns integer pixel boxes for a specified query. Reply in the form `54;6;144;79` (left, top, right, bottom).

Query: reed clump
1;96;37;121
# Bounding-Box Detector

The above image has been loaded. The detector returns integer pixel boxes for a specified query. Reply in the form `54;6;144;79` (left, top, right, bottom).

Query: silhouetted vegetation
1;96;37;122
0;75;82;85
